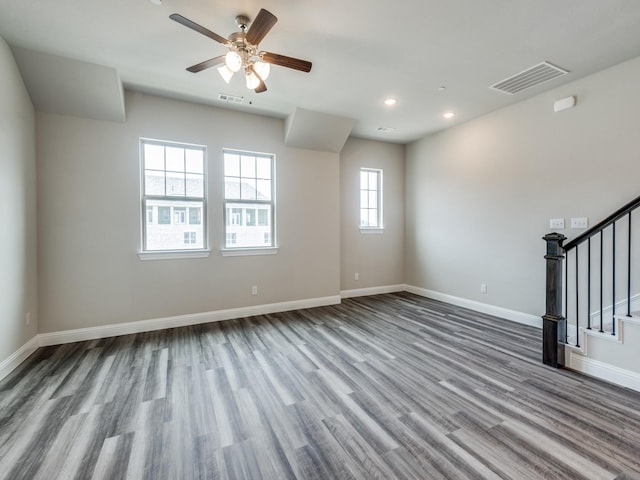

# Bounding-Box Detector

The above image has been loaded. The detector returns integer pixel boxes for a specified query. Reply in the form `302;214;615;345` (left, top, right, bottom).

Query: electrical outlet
354;272;359;281
481;284;488;294
251;285;258;295
26;312;31;326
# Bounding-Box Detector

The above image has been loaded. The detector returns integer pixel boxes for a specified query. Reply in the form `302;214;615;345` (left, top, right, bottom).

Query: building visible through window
224;150;275;248
141;139;207;251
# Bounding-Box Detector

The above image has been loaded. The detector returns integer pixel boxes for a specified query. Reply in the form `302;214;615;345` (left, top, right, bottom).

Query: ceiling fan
170;9;312;94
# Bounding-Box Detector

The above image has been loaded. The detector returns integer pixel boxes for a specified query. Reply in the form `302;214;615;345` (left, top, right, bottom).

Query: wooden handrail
565;193;640;250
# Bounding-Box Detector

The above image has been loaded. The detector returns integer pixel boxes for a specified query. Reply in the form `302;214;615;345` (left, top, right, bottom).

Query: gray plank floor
1;292;640;479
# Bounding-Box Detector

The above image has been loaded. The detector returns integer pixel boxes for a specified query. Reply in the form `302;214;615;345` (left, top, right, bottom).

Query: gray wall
36;91;341;333
340;137;405;291
405;55;640;317
0;37;38;361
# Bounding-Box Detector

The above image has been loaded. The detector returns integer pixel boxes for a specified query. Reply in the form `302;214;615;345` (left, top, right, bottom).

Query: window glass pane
241;179;257;200
256;180;271;200
369;171;378;190
369;191;377;208
360;191;369;208
186;173;204;197
360;210;368;226
144;144;165;171
166;172;185;196
225;201;271;248
146;200;204;250
225;177;240;199
185;149;203;173
224;153;240;177
166;147;184;172
368;210;378;227
256;157;271;179
146;207;154;224
145;171;165;195
241;155;256;178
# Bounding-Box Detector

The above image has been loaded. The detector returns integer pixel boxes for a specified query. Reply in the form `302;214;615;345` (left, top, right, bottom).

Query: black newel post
542;233;567;367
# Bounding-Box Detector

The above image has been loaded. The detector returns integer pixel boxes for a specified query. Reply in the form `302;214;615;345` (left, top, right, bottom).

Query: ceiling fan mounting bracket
235;15;250;31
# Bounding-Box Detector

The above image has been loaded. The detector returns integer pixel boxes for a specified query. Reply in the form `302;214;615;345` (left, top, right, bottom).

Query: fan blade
186;55;225;73
245;9;277;45
261;52;312;72
170;14;229;45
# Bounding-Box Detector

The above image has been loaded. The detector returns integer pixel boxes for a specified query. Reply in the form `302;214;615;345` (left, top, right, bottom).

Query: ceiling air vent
217;93;244;104
376;126;395;133
490;61;569;95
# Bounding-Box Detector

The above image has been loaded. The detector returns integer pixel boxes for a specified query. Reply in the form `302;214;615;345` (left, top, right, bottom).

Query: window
258;209;269;226
226;208;242;226
158;206;171;225
360;168;382;229
173;207;186;224
188;207;201;225
141;139;206;251
224;150;275;249
246;208;256;226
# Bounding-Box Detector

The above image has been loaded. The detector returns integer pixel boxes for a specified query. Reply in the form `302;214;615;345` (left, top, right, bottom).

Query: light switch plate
571;217;588;229
549;218;565;229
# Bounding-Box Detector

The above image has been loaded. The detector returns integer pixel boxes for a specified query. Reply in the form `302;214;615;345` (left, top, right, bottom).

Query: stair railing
542;194;640;367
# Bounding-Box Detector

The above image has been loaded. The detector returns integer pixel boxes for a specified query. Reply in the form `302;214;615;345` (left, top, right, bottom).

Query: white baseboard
566;349;640;393
405;285;542;328
341;284;405;299
1;295;340;381
0;335;40;382
38;295;342;347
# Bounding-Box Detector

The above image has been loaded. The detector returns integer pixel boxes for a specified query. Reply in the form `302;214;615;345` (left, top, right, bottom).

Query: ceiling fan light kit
169;9;312;94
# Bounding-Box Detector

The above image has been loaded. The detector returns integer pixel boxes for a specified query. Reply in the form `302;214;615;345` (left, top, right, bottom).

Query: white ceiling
2;0;640;144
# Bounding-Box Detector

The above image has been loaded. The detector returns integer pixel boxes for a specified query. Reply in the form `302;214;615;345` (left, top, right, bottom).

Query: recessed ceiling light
443;112;455;119
384;98;397;106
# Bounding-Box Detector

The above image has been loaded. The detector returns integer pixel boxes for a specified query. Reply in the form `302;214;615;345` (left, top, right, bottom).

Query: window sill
138;249;211;261
359;228;384;234
221;247;279;257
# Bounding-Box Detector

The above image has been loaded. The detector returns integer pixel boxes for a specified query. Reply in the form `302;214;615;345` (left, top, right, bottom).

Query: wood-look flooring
1;292;640;479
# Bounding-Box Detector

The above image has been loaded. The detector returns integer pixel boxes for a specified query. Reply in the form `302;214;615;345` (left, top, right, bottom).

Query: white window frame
139;138;210;260
222;149;277;256
360;167;383;232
